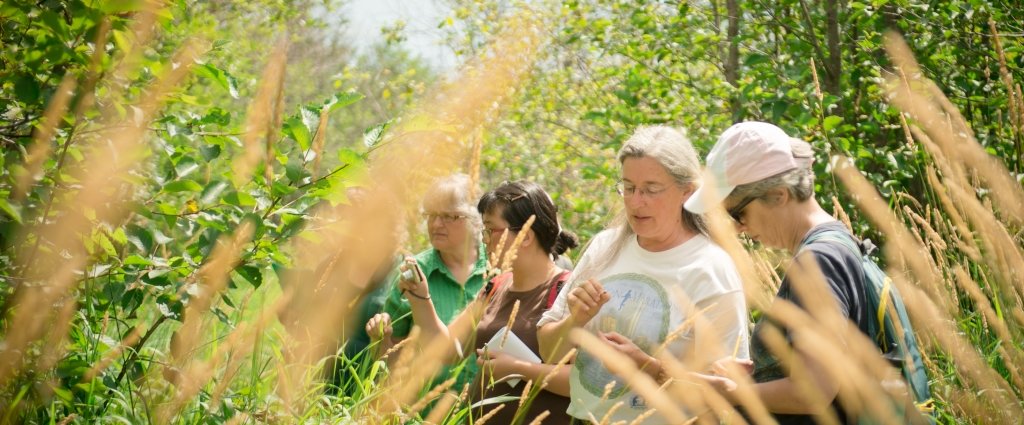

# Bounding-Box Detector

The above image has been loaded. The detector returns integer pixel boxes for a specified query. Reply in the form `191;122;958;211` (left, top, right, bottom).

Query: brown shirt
473;272;573;424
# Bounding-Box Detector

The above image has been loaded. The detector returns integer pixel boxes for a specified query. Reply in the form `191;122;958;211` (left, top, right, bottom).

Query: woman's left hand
711;357;754;377
690;372;738;396
600;331;656;372
476;348;520;381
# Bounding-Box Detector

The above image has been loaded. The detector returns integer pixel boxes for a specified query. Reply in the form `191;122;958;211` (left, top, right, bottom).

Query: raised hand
365;312;393;343
398;257;430;301
567;278;610;326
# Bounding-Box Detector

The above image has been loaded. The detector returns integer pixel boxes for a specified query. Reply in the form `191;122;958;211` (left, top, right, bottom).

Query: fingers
399;258;429;298
712;357;754;376
600;331;628;344
366;313;392;340
580;279;607;301
570;285;603;311
735;358;754;374
400;256;424;282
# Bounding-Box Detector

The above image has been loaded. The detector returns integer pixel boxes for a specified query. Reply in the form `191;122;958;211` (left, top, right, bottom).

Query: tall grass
1;4;1022;424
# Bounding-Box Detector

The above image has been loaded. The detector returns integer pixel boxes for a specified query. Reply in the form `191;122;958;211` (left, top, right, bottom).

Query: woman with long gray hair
537;126;750;423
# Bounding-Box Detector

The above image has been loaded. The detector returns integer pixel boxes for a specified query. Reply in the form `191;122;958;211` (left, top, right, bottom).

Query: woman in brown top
389;181;579;423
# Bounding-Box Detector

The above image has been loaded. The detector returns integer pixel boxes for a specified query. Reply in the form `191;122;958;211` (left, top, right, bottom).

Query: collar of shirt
420;243;488;286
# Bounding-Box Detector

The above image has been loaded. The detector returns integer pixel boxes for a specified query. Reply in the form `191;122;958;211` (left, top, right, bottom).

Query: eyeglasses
727;196;759;224
482;227;519;242
616;182;669;199
423;212;468;224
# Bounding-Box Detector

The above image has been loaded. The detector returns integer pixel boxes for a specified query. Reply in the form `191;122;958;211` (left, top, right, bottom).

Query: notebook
483;326;542;387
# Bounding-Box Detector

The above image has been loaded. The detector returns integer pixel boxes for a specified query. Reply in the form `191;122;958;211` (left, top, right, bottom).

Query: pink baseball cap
684;121;805;214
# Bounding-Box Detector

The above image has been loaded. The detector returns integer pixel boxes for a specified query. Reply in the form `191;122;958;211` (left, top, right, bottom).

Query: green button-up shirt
383;244;488;389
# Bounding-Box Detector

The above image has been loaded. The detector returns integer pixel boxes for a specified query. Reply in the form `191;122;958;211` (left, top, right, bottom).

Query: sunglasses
727;196;759;224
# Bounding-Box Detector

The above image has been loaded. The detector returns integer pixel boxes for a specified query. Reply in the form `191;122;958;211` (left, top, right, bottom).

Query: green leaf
337;148;362;165
201;180;230;205
822;115;844;131
126;225;154;252
283;116;311;150
0;199;22;223
156;301;181;320
199;142;222;161
271;180;295;197
363;120;392;149
301;106;320;139
96;232;118;257
175;157;200;178
111;227;128;245
99;0;145;13
152;229;174;245
285;162;308;184
224;191;256;207
163;180;203;193
470;395;521;409
124;255;152;266
13;74;40;104
195;64;239;99
324;91;363;113
234;265;263;288
744;53;770;67
211;307;232;326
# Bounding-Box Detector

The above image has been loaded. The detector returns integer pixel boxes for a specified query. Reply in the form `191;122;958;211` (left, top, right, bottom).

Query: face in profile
481;206;517;260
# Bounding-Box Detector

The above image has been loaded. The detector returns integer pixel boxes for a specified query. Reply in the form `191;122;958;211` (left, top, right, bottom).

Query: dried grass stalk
474;403;506;425
232;40;287;187
171;221;255;363
500;299;521;348
834;155;1024;421
886;32;1024;223
500;215;537;273
571;329;689;423
0;38;207;388
311;105;330;178
525;410;550;425
16;75;77;199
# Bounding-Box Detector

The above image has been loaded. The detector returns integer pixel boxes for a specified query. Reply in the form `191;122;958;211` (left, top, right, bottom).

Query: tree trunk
824;0;842;95
726;0;741;117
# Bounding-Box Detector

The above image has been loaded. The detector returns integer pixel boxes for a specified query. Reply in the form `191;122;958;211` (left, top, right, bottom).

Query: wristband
401;288;431;300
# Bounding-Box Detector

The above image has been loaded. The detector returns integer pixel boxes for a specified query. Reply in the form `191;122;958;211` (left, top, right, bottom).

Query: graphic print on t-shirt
575;273;670;398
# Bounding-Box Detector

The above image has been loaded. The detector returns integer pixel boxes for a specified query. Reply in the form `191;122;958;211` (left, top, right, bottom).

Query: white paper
483;326;542;387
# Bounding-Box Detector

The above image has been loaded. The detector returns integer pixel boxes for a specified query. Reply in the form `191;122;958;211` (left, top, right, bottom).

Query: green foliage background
0;0;1022;423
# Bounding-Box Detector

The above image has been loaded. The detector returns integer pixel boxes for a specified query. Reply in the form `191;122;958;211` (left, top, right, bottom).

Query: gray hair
576;126;706;282
727;138;816;204
423;173;483;233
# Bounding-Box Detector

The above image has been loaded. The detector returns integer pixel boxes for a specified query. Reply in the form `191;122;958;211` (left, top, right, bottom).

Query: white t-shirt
538;229;750;424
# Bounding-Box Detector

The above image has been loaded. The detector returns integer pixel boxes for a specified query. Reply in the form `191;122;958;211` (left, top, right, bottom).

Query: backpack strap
802;229;934;418
799;229;893;346
546;270;572;310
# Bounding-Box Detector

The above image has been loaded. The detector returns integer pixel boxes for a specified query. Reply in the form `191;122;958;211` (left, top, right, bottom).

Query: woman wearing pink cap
537;126;750;424
684;121;930;424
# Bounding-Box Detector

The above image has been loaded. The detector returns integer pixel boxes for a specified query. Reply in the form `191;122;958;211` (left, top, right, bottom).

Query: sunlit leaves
194;64;240;99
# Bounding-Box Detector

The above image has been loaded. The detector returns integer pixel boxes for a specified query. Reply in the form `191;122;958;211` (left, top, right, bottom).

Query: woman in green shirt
367;173;488;389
